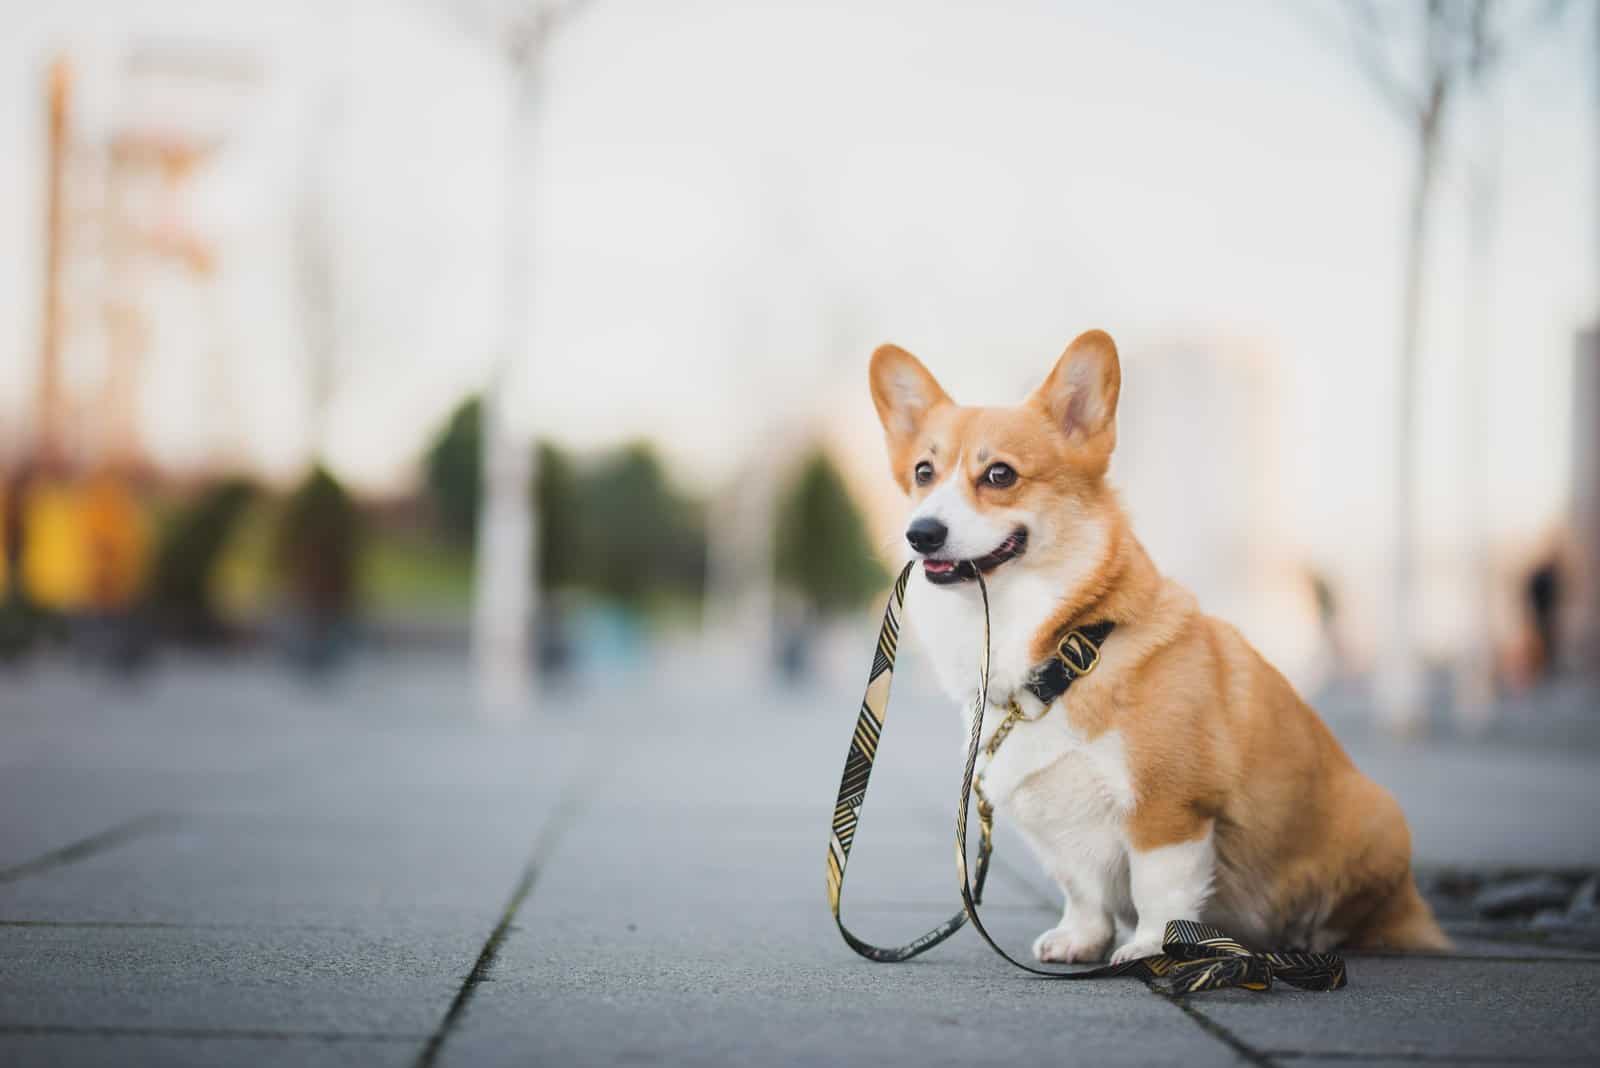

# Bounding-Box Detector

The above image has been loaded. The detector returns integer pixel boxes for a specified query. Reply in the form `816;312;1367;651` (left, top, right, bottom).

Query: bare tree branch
1321;0;1424;121
1325;1;1571;129
443;0;593;68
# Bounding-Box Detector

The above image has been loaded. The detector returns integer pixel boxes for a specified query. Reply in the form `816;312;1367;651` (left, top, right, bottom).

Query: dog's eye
913;461;935;486
983;463;1017;488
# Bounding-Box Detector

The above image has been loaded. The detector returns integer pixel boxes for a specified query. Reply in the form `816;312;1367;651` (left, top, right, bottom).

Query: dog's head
868;330;1121;586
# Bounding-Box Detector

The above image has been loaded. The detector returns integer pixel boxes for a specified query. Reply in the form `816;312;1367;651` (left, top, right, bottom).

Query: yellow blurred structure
14;476;150;613
21;483;86;610
82;474;151;609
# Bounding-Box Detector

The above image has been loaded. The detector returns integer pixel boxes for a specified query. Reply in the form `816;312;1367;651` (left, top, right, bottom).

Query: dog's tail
1350;875;1452;952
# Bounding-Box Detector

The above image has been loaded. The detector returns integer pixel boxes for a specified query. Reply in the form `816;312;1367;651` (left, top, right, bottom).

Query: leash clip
1055;629;1102;676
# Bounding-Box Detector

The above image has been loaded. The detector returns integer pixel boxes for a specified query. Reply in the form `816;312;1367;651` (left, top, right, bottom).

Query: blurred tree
146;479;255;643
277;467;363;621
424;397;483;544
575;443;707;605
424;397;587;593
449;0;592;714
0;466;45;660
536;442;581;591
774;449;885;617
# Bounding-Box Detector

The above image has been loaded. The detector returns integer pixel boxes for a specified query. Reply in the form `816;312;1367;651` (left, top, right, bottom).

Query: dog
868;330;1449;963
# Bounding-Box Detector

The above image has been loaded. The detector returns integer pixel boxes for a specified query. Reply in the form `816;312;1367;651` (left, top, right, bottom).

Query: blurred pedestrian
276;466;362;675
1525;556;1565;681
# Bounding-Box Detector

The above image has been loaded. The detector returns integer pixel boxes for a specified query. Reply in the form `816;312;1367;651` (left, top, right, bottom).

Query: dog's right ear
869;345;950;465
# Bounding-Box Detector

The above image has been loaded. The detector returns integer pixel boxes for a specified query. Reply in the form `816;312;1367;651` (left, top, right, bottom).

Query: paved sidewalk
1;652;1597;1067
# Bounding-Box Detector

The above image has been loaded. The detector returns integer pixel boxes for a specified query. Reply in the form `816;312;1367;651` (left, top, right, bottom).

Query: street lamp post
465;1;583;718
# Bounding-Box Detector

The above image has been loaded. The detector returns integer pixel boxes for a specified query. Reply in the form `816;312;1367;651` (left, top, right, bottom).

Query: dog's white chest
907;565;1136;903
976;703;1134;819
907;568;1065;704
977;700;1137;933
906;566;1134;813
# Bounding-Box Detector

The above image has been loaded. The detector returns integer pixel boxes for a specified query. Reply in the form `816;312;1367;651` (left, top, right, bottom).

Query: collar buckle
1055;629;1102;676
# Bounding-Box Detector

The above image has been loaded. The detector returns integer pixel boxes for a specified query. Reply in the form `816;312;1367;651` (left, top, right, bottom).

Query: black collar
1021;620;1115;707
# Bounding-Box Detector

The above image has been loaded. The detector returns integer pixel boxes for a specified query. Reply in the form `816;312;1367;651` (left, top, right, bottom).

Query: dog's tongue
923;559;956;575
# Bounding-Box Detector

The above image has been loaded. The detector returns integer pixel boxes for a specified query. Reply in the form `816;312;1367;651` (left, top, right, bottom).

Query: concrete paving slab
0;1033;417;1068
437;987;1246;1068
437;793;1241;1067
1400;936;1600;961
0;770;194;870
1348;743;1600;869
1284;1061;1584;1068
2;656;1597;1066
441;899;1244;1068
0;807;547;929
1193;955;1600;1063
0;924;468;1036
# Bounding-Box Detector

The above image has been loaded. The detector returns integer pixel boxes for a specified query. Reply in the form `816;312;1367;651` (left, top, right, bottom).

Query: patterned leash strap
828;563;1349;993
826;563;990;961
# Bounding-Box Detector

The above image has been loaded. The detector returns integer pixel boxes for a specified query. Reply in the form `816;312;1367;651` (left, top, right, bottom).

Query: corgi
868;330;1449;963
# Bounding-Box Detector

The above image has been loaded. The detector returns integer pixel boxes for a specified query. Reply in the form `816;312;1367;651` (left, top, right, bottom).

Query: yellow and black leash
827;562;1348;994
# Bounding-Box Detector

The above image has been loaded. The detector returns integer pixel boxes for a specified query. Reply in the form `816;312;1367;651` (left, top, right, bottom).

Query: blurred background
0;0;1595;744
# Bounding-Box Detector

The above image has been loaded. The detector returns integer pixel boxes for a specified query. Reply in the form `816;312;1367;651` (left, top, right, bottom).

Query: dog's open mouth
922;528;1028;585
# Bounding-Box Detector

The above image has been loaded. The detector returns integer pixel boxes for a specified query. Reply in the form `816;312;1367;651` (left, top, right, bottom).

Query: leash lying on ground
826;562;1348;994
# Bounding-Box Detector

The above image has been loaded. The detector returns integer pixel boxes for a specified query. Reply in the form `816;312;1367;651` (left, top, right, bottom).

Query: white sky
0;0;1594;572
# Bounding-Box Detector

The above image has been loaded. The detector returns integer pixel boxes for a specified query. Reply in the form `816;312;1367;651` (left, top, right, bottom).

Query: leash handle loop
826;562;987;962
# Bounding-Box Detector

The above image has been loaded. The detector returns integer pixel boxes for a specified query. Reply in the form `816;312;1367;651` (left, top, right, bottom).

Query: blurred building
1573;324;1600;671
1113;337;1317;682
26;46;259;478
703;420;808;674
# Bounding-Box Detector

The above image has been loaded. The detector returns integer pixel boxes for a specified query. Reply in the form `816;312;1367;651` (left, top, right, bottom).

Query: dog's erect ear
1031;330;1121;468
869;344;950;453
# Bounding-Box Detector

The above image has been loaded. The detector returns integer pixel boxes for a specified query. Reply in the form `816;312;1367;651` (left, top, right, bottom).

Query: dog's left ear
1030;329;1121;471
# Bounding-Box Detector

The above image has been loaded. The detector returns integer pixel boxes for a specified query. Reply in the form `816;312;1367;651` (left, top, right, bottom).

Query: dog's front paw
1032;925;1110;964
1109;931;1164;965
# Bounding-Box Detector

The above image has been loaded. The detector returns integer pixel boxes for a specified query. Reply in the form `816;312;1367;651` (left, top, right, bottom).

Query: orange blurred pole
36;56;71;474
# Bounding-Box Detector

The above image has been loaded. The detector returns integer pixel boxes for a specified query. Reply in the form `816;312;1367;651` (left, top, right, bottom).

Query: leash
826;562;1348;994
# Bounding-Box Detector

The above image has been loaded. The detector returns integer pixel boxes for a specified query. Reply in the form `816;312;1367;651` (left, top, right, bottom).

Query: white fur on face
907;460;1019;560
906;511;1108;707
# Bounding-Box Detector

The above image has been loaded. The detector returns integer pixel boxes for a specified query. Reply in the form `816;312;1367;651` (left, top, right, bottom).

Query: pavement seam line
412;786;587;1068
0;814;175;886
1154;991;1278;1068
1269;1052;1585;1064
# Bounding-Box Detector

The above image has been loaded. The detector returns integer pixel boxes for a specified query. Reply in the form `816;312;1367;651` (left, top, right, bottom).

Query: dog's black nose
906;517;948;554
